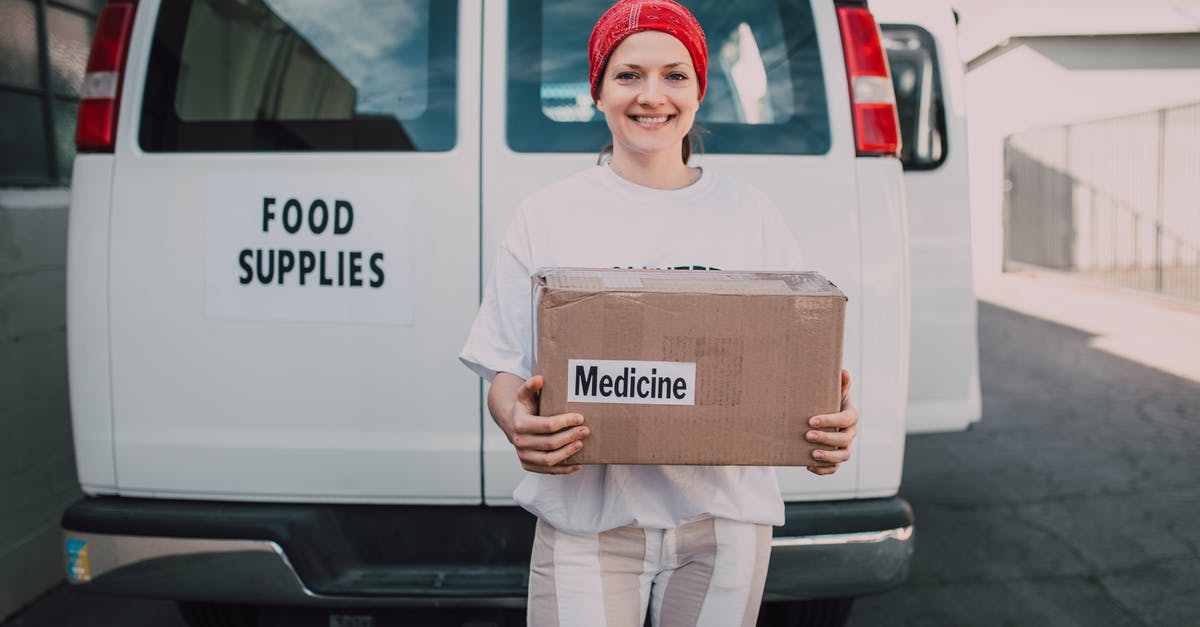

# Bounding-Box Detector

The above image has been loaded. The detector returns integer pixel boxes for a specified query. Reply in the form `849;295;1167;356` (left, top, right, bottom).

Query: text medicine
567;359;696;406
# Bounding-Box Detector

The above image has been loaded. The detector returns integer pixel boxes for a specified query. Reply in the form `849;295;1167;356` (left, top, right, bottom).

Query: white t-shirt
460;164;805;534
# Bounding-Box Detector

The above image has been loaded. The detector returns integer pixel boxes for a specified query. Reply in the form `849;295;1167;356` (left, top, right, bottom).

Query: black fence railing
1003;102;1200;301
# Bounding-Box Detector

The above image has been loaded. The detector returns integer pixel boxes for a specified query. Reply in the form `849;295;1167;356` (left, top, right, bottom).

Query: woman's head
588;1;708;165
588;0;708;104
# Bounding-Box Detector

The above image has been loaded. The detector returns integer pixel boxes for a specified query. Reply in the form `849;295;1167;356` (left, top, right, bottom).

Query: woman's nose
637;79;667;106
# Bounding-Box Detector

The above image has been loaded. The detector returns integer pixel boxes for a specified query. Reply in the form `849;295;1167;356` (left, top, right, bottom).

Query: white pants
527;517;772;627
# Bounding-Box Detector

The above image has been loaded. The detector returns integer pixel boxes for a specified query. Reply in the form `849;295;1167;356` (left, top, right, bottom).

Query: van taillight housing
75;1;136;153
836;4;901;157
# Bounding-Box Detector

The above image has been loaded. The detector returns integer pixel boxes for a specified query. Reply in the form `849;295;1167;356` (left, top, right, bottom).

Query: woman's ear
595;98;605;113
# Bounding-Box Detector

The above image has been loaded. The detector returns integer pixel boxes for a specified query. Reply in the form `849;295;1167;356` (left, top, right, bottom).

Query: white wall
964;33;1200;280
0;189;82;621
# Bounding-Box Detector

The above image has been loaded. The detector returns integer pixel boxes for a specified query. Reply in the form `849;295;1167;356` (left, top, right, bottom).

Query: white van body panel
873;0;982;433
66;154;118;492
98;0;484;502
849;157;909;496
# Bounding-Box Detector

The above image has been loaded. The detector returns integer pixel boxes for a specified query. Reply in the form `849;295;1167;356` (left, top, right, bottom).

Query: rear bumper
62;496;912;606
766;497;914;601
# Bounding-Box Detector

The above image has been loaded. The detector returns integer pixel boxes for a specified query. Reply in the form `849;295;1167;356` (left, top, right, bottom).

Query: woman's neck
609;146;699;190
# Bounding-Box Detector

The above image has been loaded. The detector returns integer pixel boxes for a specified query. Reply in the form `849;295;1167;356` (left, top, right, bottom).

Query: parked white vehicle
61;0;974;624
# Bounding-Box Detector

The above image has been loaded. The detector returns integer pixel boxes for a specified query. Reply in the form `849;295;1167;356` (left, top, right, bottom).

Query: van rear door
106;0;483;501
481;0;900;501
873;0;983;432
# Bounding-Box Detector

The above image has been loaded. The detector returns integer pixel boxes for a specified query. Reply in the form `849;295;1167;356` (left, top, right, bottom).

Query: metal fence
1003;102;1200;301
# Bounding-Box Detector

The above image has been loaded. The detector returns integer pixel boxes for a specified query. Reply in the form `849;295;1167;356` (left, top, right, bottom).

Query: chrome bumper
63;530;530;608
63;525;913;606
63;496;914;606
765;525;914;601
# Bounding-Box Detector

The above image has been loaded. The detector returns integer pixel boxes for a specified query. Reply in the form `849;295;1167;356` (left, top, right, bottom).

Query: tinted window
881;24;947;170
507;0;830;155
0;0;101;186
140;0;456;152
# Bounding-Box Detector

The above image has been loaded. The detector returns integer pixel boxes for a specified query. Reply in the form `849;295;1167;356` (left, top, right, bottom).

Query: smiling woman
460;2;861;624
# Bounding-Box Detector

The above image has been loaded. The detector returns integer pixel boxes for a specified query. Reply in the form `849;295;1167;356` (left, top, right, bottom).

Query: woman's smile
629;113;675;127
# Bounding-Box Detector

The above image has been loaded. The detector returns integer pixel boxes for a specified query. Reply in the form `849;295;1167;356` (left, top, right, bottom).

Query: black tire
176;601;258;627
756;597;855;627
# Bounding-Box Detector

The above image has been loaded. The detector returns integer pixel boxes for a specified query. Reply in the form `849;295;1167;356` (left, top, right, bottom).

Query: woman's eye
667;72;689;81
615;72;638;80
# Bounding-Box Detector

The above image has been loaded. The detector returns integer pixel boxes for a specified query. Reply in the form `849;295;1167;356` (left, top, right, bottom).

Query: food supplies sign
567;359;696;406
205;174;414;325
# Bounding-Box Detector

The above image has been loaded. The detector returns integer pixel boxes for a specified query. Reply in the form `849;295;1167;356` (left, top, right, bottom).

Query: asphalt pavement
848;272;1200;626
4;271;1199;627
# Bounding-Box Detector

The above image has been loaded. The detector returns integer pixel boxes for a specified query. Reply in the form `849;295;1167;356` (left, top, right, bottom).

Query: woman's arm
488;373;591;475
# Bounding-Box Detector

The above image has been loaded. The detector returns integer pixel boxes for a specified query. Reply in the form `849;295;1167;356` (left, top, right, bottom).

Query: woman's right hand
493;374;589;475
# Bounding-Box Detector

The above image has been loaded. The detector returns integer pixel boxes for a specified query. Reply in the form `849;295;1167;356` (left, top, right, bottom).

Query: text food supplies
533;268;847;465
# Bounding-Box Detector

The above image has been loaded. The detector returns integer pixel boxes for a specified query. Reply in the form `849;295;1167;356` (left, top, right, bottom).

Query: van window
139;0;456;152
506;0;830;155
880;24;947;170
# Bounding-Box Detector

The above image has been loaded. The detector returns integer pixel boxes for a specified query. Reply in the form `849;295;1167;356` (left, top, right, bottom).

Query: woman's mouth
630;114;673;127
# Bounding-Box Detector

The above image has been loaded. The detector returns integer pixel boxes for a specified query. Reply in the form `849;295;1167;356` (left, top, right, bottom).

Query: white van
61;0;971;624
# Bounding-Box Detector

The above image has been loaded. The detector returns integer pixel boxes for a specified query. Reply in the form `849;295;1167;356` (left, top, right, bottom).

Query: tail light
836;3;901;157
75;1;137;153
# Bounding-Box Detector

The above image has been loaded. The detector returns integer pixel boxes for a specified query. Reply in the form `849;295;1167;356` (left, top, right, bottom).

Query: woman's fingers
519;438;585;469
508;404;590;474
805;424;857;449
518;434;586;474
512;409;584;439
810;445;852;464
806;391;858;471
511;423;590;452
516;375;544;413
809;400;858;430
806;401;858;444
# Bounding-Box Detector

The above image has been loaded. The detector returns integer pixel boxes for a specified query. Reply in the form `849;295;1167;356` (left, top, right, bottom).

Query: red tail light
836;4;900;157
75;1;137;153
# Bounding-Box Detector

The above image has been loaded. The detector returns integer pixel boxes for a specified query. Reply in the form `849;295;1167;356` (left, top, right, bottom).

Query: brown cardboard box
533;268;847;466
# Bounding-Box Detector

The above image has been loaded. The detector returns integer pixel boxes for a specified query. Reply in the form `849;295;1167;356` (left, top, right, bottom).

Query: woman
460;1;860;624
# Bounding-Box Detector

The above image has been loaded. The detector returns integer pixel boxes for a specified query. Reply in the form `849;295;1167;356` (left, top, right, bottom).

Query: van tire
756;597;854;627
176;602;258;627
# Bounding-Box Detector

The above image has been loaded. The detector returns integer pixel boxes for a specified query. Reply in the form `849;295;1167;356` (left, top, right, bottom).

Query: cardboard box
533;268;847;466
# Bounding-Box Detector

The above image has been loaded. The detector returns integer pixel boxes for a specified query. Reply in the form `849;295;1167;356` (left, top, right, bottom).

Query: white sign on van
205;173;414;325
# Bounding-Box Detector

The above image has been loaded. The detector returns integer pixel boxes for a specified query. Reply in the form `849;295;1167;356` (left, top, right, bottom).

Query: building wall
1004;104;1200;270
1;0;103;619
964;33;1200;280
0;189;81;622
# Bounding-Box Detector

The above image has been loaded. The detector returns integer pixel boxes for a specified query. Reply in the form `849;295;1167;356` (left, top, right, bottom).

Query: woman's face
596;30;700;162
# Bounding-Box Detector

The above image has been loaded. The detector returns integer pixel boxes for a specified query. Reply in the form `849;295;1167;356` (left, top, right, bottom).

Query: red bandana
587;0;708;103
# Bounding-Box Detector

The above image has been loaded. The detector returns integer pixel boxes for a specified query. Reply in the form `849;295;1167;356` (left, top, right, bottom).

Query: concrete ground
848;271;1200;627
3;271;1198;627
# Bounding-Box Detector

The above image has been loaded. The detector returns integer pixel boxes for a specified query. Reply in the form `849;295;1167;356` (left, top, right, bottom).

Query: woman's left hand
805;369;858;475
